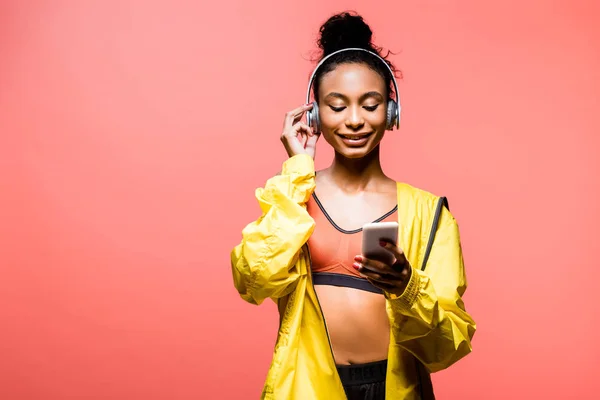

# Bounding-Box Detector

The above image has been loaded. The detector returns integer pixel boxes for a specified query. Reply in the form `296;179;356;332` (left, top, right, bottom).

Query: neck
327;145;387;194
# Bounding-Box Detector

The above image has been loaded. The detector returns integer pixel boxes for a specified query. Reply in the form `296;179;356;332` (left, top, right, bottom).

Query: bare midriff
314;285;390;365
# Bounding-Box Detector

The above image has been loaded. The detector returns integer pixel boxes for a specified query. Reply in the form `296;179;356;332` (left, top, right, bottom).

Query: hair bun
318;12;374;56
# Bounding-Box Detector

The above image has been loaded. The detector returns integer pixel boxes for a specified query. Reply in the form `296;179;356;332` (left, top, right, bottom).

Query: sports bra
306;192;398;294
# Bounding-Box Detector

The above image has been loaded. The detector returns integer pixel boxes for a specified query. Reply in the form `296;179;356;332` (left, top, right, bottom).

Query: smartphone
361;221;399;266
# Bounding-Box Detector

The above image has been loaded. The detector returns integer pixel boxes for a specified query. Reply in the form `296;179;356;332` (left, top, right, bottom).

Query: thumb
305;130;320;148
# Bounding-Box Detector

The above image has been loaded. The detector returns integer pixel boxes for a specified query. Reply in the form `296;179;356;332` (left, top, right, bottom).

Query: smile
336;132;374;147
337;133;373;140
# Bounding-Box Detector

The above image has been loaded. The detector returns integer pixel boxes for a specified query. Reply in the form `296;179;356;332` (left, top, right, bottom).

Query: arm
230;154;316;305
385;207;476;372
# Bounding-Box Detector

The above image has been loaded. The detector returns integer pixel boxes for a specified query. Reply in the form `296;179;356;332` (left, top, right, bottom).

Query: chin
332;136;382;159
339;149;368;159
333;144;378;160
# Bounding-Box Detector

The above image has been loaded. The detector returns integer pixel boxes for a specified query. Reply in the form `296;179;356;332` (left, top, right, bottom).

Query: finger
284;104;314;129
353;260;403;281
306;130;320;147
366;277;398;290
366;265;411;290
357;268;403;285
299;130;308;147
379;240;408;265
354;256;403;278
289;122;312;138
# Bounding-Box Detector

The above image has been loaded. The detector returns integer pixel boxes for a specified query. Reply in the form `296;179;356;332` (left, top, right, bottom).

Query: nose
345;106;365;130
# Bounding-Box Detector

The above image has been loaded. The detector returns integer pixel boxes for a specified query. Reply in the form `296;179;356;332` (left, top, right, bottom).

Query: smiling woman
319;64;388;153
231;11;476;400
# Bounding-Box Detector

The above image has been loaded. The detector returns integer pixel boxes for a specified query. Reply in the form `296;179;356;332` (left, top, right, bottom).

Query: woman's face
317;63;388;159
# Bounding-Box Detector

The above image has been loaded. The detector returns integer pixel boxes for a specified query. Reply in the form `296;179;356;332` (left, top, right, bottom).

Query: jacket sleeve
385;206;476;373
230;154;316;305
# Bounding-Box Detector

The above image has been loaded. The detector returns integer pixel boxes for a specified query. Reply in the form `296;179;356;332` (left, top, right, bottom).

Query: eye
329;105;346;112
363;104;380;112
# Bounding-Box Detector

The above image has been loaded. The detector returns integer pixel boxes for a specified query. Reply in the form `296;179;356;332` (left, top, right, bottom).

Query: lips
336;132;374;147
337;132;373;140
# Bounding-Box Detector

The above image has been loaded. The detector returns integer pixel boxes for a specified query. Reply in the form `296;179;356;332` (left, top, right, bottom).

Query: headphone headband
305;47;400;129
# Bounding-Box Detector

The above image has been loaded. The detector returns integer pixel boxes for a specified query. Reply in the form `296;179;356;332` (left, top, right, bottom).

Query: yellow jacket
231;154;476;399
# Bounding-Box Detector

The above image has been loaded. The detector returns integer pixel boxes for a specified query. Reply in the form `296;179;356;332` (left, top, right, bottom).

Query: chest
306;190;399;276
308;190;398;232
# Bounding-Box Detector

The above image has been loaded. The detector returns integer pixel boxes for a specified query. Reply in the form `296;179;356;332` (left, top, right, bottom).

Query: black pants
336;359;387;400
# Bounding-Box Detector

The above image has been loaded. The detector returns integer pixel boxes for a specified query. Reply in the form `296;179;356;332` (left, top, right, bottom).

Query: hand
352;240;412;296
280;103;320;159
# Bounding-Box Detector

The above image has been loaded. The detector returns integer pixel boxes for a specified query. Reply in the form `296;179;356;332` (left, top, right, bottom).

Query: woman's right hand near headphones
281;103;320;159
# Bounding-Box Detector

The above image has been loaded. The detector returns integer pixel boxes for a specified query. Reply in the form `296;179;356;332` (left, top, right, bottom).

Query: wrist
384;266;420;312
282;154;315;175
386;265;413;296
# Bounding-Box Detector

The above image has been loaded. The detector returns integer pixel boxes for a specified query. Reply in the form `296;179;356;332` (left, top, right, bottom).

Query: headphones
305;47;401;133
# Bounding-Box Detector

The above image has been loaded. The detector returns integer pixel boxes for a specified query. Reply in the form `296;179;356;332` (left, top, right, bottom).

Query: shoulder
395;181;441;208
395;181;457;222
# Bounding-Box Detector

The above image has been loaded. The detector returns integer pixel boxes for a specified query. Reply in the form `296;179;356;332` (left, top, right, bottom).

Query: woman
231;11;476;400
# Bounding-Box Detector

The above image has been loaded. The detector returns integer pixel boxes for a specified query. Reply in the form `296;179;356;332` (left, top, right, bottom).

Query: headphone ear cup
386;100;397;131
308;101;320;133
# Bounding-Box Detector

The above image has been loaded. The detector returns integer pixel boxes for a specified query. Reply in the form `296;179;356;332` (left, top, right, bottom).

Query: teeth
343;135;366;139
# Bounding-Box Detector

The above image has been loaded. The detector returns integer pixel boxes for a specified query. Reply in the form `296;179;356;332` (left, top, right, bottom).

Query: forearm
231;155;316;305
385;209;476;372
386;267;475;372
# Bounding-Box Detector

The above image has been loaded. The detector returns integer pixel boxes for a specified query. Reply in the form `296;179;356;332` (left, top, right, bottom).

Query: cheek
320;130;338;147
367;107;388;128
319;110;344;131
